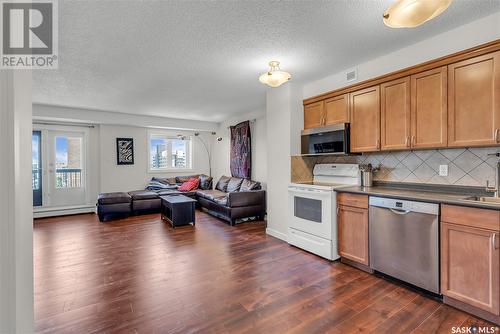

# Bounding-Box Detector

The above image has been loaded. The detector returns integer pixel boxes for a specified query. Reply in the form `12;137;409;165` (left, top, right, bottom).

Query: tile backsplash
291;147;500;187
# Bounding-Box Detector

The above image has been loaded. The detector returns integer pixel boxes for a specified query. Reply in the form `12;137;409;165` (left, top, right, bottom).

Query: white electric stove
288;164;361;260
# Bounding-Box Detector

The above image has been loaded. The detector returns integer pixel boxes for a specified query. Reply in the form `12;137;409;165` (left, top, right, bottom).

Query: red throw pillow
178;178;199;192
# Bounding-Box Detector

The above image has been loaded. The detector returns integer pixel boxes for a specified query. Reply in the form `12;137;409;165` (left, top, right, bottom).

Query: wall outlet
439;164;449;177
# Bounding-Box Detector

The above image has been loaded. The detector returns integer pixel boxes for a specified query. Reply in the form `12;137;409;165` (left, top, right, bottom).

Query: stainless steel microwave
301;123;350;156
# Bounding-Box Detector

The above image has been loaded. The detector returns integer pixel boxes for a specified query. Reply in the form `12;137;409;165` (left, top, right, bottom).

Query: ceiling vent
346;68;357;83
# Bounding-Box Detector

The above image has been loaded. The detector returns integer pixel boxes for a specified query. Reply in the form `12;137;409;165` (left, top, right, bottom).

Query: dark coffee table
160;195;197;228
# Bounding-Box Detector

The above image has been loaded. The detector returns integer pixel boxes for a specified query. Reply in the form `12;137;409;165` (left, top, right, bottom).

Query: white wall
304;12;500;99
0;71;34;333
99;124;212;193
211;109;267;188
265;83;302;240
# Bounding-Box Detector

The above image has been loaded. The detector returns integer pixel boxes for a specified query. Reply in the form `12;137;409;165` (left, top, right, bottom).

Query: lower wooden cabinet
337;195;369;266
441;209;500;316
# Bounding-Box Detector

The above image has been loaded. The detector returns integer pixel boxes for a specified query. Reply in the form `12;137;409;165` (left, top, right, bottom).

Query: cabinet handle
376;139;380;150
405;136;410;147
493;233;498;250
336;206;340;216
495;129;499;143
411;136;416;147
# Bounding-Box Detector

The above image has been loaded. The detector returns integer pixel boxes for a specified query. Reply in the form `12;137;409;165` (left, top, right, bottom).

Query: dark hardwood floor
34;211;493;333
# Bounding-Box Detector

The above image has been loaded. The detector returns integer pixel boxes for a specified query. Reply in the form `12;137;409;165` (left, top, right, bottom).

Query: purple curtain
230;121;251;178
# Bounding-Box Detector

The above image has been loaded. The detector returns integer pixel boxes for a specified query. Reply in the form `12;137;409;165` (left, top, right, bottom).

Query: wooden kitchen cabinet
410;66;448;149
380;77;411;150
324;94;349;125
441;205;500;316
448;51;500;147
303;101;324;129
337;193;369;266
349;86;380;153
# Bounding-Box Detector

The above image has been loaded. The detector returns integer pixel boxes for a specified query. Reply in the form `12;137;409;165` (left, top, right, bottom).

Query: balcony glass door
47;130;86;207
32;131;43;206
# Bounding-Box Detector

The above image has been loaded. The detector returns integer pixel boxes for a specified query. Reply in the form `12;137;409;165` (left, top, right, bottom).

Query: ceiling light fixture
383;0;452;28
259;61;291;88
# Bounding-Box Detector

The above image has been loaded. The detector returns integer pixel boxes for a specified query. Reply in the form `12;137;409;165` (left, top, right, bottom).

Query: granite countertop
336;184;500;211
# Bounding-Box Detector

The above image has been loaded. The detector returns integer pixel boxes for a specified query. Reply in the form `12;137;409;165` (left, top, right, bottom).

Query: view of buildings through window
150;136;190;170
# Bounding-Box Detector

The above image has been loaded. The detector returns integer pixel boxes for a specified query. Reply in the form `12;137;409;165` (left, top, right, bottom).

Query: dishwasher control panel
369;196;439;215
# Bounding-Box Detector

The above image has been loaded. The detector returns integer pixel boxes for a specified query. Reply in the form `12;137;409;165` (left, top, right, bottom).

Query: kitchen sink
463;196;500;204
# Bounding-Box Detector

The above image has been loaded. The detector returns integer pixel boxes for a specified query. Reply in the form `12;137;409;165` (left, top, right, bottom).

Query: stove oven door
288;186;333;239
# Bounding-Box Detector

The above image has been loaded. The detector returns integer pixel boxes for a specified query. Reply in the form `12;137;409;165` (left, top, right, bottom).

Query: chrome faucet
486;153;500;198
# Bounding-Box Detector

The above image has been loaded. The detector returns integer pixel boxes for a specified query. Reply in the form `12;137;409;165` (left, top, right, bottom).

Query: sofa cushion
215;176;231;192
240;179;261;191
146;178;178;191
176;174;200;183
128;190;160;200
196;189;227;201
213;195;228;206
98;192;131;205
153;177;177;185
227;177;244;192
157;189;181;196
178;178;200;192
199;174;213;190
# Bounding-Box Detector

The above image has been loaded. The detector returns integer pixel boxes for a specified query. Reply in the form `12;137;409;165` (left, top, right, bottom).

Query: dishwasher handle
389;208;411;215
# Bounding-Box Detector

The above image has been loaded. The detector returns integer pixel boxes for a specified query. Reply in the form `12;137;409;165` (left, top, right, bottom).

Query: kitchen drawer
337;193;368;209
441;204;500;231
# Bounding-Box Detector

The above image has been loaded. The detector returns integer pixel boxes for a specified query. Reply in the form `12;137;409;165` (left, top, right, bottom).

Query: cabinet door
448;51;500;147
349;86;380;153
304;101;325;129
441;222;499;315
381;77;411;150
411;67;448;149
324;94;349;125
338;205;369;265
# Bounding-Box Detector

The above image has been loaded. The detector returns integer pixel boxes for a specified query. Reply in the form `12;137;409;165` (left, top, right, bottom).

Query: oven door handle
288;188;331;196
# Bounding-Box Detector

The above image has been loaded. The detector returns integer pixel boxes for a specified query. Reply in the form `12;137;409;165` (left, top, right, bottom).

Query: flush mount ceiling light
259;61;291;88
383;0;453;28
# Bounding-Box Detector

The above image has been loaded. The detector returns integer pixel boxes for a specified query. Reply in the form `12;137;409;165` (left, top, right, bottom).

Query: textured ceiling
33;0;500;122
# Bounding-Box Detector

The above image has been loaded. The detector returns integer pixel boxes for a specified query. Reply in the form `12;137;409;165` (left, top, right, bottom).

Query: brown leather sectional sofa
97;174;266;226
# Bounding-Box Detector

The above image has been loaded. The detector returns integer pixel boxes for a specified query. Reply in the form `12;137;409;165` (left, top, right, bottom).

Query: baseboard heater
33;205;96;219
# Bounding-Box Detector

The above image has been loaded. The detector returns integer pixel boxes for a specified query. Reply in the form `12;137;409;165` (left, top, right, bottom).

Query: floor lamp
194;132;222;177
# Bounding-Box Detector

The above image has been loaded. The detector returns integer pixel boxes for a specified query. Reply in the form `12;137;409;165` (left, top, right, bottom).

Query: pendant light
383;0;453;28
259;61;291;88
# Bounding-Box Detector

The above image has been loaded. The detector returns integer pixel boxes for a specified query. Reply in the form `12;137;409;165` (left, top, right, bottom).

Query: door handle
389;208;410;215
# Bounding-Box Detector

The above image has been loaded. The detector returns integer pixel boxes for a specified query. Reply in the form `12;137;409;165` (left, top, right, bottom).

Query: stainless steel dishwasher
369;196;440;294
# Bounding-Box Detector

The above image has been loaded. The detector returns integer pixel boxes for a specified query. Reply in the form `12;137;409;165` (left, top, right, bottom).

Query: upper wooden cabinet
411;67;448;149
349;86;380;153
303;95;348;129
303;42;500;152
381;77;411;150
448;51;500;147
304;101;324;129
324;94;349;125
